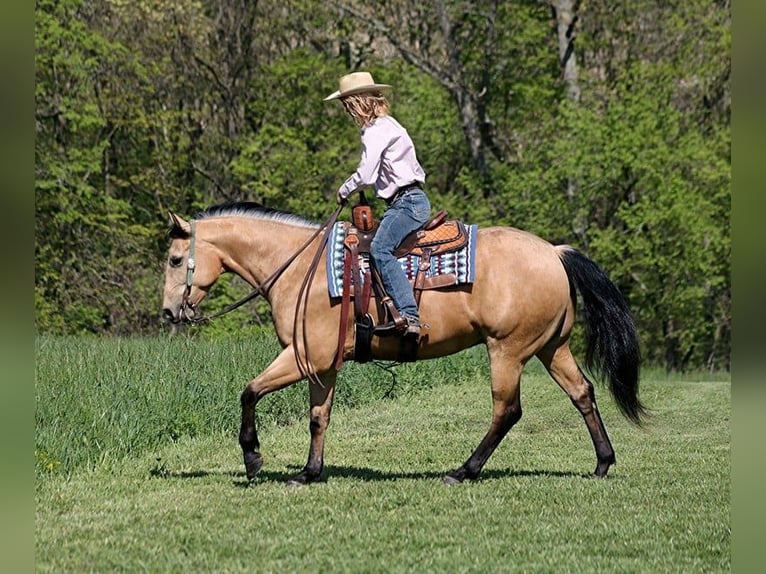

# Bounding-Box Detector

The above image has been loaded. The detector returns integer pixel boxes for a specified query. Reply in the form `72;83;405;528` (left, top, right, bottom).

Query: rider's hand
336;191;347;205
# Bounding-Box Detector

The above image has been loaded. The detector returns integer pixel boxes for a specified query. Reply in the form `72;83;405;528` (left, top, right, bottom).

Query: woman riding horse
162;203;646;485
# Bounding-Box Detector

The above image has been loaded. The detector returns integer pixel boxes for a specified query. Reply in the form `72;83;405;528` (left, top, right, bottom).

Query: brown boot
404;317;421;337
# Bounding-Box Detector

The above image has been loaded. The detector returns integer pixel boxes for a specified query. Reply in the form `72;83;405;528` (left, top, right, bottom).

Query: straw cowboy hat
324;71;392;101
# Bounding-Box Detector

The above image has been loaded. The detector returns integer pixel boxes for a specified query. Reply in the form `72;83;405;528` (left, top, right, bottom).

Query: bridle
179;220;199;322
177;206;344;385
179;206;343;325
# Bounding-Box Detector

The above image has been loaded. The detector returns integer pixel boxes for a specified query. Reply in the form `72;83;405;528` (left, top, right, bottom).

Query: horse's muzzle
163;307;181;324
163;299;199;324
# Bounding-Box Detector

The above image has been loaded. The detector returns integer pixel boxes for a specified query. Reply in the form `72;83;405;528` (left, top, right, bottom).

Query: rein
182;206;343;325
291;206;344;386
181;206;344;385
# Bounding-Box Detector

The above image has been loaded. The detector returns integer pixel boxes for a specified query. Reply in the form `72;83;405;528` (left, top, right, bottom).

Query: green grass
36;335;730;572
35;334;489;476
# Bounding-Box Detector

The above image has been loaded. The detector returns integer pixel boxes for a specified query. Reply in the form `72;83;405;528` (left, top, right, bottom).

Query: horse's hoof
285;470;317;486
592;459;614;479
443;474;463;486
244;452;264;481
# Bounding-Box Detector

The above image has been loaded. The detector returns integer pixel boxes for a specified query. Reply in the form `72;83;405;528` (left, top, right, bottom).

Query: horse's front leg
287;371;337;486
239;347;305;482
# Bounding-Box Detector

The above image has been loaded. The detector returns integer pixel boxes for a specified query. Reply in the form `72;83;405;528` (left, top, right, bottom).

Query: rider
324;71;431;337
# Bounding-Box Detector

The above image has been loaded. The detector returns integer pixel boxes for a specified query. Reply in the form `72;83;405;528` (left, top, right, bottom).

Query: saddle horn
352;191;375;232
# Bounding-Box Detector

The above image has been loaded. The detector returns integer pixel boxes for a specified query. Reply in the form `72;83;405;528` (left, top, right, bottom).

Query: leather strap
334;231;354;370
385;182;423;206
347;233;364;320
360;268;372;314
413;248;432;308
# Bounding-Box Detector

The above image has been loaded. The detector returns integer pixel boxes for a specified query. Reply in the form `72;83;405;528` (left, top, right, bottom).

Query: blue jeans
371;188;431;321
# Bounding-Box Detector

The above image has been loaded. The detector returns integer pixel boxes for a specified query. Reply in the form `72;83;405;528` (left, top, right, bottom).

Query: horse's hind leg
538;344;616;478
445;340;523;485
287;371;336;486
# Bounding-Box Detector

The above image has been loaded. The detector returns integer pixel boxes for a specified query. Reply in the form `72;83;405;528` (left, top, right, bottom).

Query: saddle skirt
326;219;478;298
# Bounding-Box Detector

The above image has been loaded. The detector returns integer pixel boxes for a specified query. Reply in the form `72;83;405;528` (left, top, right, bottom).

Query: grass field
36;335;730;572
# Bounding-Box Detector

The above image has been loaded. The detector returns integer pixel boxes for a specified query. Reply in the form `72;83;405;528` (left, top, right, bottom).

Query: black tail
558;246;647;425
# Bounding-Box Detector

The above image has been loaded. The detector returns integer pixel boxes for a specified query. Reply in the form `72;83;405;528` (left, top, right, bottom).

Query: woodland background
34;0;730;371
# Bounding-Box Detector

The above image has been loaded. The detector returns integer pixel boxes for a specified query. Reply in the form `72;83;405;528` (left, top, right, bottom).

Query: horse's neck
206;218;317;293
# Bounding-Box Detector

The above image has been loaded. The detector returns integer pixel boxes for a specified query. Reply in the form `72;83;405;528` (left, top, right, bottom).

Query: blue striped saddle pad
326;221;478;298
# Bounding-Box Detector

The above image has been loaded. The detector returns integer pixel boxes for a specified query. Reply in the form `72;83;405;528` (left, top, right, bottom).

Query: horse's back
473;226;568;287
377;225;575;360
477;225;557;256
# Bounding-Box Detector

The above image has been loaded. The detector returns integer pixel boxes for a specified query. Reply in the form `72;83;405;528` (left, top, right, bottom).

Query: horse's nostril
163;308;175;322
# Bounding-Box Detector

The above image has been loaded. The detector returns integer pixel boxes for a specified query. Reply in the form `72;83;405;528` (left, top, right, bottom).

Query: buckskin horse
161;202;646;485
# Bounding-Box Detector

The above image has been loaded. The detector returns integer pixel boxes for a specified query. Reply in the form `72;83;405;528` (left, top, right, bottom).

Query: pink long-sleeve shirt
338;115;426;201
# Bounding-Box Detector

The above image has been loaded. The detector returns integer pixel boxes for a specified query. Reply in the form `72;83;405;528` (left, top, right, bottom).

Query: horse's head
162;212;223;324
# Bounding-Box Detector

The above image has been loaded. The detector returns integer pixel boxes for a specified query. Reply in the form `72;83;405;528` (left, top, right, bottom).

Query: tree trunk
552;0;581;102
550;0;586;245
434;0;487;174
333;0;495;175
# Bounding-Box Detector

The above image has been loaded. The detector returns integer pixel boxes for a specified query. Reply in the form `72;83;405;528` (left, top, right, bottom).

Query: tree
34;0;730;370
330;0;558;182
36;0;159;333
550;0;581;102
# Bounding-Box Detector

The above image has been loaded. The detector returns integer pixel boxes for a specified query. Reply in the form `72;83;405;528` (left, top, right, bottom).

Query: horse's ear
168;212;191;239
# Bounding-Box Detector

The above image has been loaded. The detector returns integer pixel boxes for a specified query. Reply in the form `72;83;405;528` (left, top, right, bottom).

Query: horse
162;202;646;485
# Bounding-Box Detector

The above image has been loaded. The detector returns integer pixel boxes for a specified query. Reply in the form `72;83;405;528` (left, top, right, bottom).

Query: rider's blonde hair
341;92;390;127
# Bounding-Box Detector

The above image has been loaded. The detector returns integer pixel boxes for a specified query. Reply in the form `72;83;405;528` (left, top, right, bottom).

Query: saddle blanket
326;221;478;298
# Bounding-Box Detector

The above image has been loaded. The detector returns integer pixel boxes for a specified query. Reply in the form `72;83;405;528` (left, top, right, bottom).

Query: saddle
335;196;470;366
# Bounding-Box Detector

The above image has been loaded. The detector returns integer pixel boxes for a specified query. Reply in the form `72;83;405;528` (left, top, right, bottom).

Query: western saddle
335;195;469;366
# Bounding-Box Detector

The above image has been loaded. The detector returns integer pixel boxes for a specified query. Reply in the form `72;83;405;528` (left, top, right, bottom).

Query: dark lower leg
445;399;521;484
237;347;315;482
572;384;616;478
287;375;335;485
542;347;616;478
239;385;263;481
445;350;523;484
286;420;324;486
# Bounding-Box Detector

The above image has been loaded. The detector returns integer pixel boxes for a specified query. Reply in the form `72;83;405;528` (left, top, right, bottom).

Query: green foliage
230;52;355;219
559;62;730;371
35;0;176;333
386;60;467;201
35;334;490;476
479;55;729;371
34;0;730;370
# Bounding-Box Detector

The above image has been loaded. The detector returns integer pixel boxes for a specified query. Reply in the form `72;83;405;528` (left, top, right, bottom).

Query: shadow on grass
151;464;585;487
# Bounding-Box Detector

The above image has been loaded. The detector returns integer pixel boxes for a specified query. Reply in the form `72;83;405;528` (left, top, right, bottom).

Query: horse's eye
169;255;183;268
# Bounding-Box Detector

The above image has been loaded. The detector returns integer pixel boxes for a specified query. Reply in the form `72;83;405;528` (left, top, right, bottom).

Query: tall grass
35;333;492;475
35;336;730;573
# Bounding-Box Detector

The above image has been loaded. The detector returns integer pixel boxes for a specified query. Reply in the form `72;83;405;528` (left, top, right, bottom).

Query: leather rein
180;206;344;385
181;206;343;324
